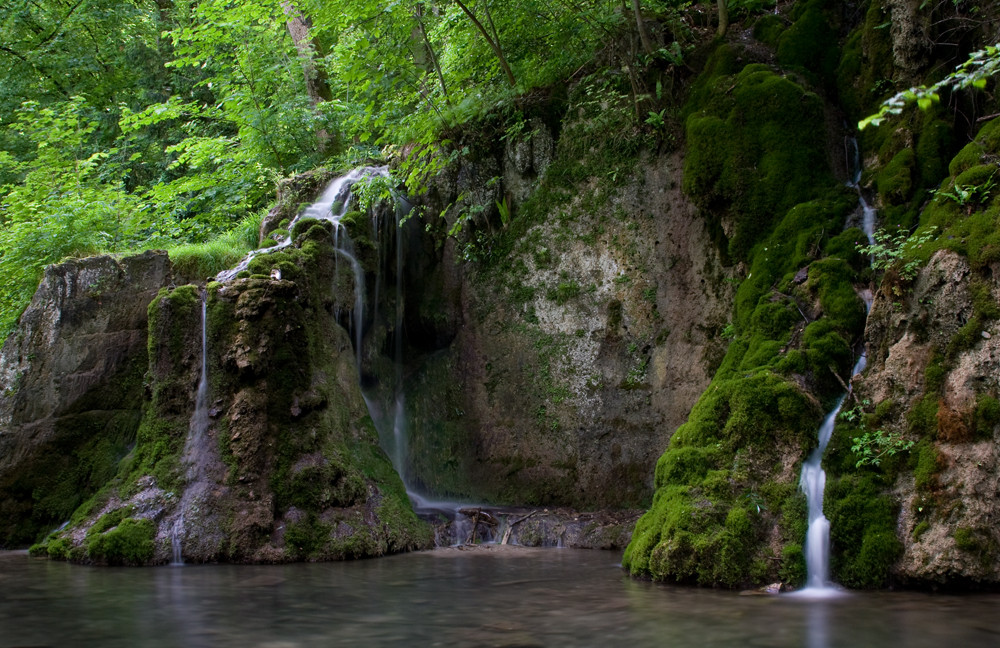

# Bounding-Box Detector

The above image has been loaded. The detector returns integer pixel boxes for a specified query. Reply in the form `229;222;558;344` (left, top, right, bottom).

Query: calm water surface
1;547;999;647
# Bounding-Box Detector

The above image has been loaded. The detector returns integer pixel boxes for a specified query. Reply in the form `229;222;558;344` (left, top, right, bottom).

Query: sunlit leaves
860;44;999;129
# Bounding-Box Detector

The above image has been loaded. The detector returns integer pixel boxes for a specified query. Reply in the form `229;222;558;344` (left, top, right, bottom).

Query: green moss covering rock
682;46;832;261
624;88;865;585
32;222;430;564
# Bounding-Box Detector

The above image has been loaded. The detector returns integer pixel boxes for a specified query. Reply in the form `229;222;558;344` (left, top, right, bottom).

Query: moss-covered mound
683;45;832;262
32;219;431;564
623;44;867;588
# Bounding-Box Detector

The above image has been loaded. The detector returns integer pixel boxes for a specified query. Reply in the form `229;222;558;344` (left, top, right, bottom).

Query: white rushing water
794;136;878;595
847;137;877;247
216;166;387;282
796;351;867;595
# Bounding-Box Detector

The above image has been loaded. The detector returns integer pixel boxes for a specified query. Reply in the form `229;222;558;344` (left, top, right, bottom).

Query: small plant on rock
841;401;915;468
856;225;938;281
850;430;915;468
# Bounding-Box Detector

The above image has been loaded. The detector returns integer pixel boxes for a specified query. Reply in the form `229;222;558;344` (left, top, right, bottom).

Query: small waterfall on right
795;136;877;594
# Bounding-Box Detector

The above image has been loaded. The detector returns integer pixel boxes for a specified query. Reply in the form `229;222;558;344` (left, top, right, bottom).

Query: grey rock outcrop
0;250;171;546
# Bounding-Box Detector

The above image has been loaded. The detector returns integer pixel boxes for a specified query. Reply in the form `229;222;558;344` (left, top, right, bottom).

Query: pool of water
2;547;999;647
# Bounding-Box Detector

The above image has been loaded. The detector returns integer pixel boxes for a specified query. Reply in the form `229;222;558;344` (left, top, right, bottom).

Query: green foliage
856;225;938;280
860;44;1000;129
547;281;580;305
850;430;915;468
933;167;996;207
168;211;265;280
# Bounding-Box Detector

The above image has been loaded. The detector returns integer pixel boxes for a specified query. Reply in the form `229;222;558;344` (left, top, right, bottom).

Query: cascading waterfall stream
794;136;877;594
797;351;867;592
847;137;877;247
220;167;495;546
216;166;387;283
171;291;210;566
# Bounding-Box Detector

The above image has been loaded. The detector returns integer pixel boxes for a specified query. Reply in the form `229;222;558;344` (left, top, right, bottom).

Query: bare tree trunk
281;1;332;152
454;0;516;87
716;0;729;38
631;0;655;56
281;1;333;104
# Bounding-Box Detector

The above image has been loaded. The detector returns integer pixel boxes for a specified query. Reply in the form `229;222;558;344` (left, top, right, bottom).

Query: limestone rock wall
38;223;430;564
854;250;1000;586
382;90;733;510
0;250;171;547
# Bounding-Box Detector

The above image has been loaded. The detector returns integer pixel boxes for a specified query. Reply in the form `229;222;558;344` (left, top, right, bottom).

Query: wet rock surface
30;228;431;564
424;506;640;550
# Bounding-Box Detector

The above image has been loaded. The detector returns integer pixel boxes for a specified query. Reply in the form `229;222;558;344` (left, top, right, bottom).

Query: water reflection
806;600;829;648
2;549;1000;647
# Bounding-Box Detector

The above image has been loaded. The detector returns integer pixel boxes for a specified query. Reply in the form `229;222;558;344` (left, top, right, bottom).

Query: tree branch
453;0;516;87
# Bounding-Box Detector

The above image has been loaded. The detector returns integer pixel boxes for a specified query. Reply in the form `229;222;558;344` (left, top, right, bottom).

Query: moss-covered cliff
622;0;1000;589
26;221;429;564
3;0;1000;590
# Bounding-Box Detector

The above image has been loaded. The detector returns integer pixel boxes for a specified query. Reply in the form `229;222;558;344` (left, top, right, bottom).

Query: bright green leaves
860;44;999;129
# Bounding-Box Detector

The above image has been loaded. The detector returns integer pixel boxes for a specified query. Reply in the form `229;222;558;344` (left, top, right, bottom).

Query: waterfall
797;353;867;593
171;291;210;566
216;166;387;282
218;167;491;546
847;137;877;247
794;136;877;594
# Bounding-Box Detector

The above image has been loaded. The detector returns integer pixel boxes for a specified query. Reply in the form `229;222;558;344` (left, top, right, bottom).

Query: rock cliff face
858;250;1000;585
30;223;429;564
822;114;1000;588
0;250;170;547
400;150;732;509
4;0;1000;590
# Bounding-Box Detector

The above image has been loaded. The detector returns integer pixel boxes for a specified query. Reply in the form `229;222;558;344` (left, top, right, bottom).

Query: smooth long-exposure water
2;548;999;647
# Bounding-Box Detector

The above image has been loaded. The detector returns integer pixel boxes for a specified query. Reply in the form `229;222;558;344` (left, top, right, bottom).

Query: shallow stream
2;548;999;647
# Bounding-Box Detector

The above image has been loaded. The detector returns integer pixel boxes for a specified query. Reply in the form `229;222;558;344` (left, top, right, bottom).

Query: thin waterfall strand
171;292;210;566
794;136;876;594
216;166;387;282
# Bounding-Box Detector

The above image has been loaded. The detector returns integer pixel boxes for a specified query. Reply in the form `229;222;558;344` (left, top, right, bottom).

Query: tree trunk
414;4;452;106
454;0;516;88
631;0;655;56
281;1;333;104
280;1;333;152
716;0;729;38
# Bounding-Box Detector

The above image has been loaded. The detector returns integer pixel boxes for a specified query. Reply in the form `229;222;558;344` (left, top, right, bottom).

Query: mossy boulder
683;47;832;261
776;0;840;87
33;229;430;564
